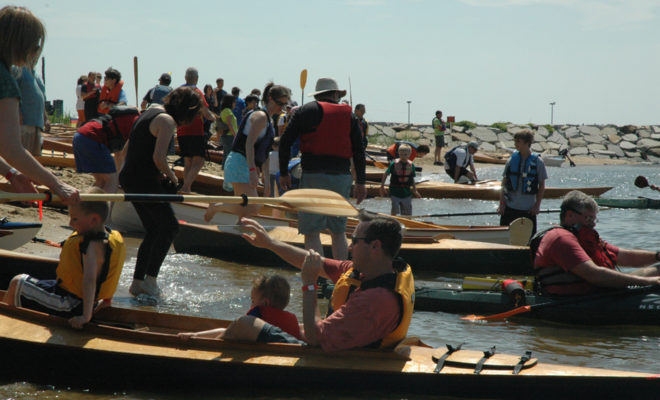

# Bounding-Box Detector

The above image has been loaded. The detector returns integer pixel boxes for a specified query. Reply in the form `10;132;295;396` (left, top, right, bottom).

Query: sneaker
129;279;145;296
142;275;161;297
433;161;442;166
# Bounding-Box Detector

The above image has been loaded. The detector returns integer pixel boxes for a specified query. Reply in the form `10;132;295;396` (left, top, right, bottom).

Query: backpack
99;106;140;152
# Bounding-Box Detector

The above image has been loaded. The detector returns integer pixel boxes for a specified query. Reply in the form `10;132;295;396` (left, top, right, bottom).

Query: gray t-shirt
502;153;548;211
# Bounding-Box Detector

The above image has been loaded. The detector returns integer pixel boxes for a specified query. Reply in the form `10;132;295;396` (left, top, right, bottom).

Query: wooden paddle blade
509;217;533;246
280;189;358;217
461;305;531;321
634;176;649;188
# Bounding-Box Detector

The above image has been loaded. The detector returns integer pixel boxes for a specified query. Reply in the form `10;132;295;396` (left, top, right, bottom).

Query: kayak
0;297;656;397
414;285;660;325
0;249;56;289
0;218;41;251
172;222;533;275
595;197;660;209
368;180;613;200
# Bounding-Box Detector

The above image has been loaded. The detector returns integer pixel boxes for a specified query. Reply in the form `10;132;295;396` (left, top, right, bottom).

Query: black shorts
178;135;206;157
435;135;445;148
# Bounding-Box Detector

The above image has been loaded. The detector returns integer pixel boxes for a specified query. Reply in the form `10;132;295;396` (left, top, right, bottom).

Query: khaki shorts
20;125;43;156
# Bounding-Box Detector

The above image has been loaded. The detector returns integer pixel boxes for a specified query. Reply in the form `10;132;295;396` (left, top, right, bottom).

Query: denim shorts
298;172;352;234
223;151;250;184
73;132;116;173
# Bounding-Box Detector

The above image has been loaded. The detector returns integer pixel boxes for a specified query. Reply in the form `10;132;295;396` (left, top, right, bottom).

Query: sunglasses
568;208;598;223
273;99;288;107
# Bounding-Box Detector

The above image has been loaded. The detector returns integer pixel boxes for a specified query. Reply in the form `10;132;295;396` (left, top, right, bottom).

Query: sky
19;0;660;126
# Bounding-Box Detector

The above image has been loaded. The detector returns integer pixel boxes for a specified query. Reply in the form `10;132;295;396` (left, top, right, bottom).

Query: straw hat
308;77;347;97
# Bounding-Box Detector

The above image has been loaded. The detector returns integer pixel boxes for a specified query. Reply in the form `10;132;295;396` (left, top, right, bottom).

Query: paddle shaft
366;153;387;169
414;209;562;218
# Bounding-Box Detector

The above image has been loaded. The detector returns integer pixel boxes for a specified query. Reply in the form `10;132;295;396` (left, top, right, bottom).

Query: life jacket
389;158;414;189
531;226;618;293
444;145;469;170
97;80;124;114
231;108;275;167
299;101;353;159
95;106;140;152
247;305;302;340
330;264;415;348
432;117;446;134
386;142;418;161
56;227;126;301
504;151;540;194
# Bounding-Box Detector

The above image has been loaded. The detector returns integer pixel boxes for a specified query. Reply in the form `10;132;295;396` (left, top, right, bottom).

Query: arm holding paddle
0;157;36;194
570;259;660;289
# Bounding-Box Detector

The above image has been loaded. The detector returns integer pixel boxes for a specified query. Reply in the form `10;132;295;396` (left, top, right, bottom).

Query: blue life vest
231;108;275;167
505;151;539;194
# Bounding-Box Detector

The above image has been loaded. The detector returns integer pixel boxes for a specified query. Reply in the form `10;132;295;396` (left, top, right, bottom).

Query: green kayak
595;197;660;209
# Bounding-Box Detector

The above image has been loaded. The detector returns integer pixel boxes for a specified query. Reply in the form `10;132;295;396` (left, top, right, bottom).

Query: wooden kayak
0;219;41;251
0;300;656;396
0;249;56;289
473;153;507;164
595;197;660;209
172;222;533;275
36;151;76;169
42;137;74;153
414;285;660;325
368;180;613;200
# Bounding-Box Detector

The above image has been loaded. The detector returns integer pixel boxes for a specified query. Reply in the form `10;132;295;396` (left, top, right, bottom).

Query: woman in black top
119;87;202;297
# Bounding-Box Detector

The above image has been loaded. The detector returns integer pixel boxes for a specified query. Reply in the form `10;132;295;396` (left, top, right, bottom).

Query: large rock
606;144;625;157
451;132;471;143
381;126;396;138
569;138;587;147
653;126;660;134
395;130;420;140
535;126;550;138
648;147;660;157
638;129;651;138
541;141;561;151
421;127;434;135
564;126;580;138
479;142;497;152
583;134;604;144
548;131;568;145
579;125;601;136
619;141;637;151
570;147;589;155
637;138;660;150
602;126;618;137
497;132;513;141
507;126;525;135
624;150;641;158
471;127;499;142
587;143;606;152
621;133;638;142
499;140;515;150
608;133;622;144
452;125;465;133
622;125;638;133
531;143;544;152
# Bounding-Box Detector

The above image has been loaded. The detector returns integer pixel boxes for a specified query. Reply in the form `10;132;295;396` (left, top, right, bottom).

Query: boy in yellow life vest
3;188;126;329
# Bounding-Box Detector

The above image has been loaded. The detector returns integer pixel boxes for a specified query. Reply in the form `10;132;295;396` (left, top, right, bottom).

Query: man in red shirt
177;67;216;193
534;190;660;295
223;212;415;352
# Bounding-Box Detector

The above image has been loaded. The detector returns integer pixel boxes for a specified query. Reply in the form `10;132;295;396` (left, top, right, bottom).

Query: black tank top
119;108;166;190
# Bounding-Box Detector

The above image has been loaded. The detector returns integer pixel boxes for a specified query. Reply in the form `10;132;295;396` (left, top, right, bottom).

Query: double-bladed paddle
0;189;358;217
461;285;659;321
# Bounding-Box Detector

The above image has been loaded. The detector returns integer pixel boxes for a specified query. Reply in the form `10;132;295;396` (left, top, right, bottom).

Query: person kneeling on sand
3;188;126;329
178;274;303;342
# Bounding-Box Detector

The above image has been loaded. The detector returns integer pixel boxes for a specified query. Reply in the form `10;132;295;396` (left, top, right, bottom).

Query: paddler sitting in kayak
215;211;415;352
532;190;660;296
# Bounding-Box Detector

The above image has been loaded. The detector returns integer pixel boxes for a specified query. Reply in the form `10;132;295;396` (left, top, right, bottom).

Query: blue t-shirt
0;62;20;101
15;67;45;128
233;96;246;126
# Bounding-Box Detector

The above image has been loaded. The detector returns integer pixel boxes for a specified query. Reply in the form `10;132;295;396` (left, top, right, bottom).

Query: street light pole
549;102;556;125
407;101;412;125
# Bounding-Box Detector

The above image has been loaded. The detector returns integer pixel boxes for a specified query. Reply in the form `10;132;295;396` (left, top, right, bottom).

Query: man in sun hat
443;141;479;184
279;77;367;261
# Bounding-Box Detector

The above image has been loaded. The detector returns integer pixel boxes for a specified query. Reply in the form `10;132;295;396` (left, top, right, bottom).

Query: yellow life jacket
56;228;126;300
330;264;415;348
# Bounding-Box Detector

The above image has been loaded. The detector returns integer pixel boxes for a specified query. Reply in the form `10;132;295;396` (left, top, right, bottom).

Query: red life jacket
300;102;352;159
386;143;418;161
389;158;414;188
98;80;124;114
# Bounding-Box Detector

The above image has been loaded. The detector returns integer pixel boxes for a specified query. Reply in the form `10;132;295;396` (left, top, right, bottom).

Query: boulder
421;127;434;135
569;138;587;147
608;133;622;144
606;144;625;158
471;127;499;142
499;140;515;150
587;143;606;152
621;133;638;142
542;141;561;150
451;132;471;143
638;129;651;138
583;135;604;144
564;126;580;138
653;126;660;134
570;147;589;155
531;143;544;152
507;126;525;135
452;125;465;133
637;138;660;150
619;141;637;151
579;125;601;136
381;126;396;137
601;126;618;137
479;142;497;152
548;131;568;145
647;147;660;157
395;130;420;140
621;125;638;134
624;150;641;158
497;132;513;141
535;126;550;138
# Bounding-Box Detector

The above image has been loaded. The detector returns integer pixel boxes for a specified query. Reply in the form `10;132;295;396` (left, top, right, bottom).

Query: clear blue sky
23;0;660;125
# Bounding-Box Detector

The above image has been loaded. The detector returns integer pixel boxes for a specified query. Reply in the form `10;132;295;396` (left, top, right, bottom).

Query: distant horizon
24;0;659;126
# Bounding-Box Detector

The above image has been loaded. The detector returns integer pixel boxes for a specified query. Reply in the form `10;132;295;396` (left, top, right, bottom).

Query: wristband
4;167;17;181
656;251;660;262
249;167;256;172
302;284;318;292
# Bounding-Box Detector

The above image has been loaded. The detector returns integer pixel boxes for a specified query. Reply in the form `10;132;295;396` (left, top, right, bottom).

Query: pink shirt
316;259;400;352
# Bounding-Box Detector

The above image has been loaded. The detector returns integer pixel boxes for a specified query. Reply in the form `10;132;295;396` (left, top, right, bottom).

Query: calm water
4;164;660;399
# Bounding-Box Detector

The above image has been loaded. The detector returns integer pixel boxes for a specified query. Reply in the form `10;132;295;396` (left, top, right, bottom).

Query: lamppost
549;102;556;125
407;101;412;125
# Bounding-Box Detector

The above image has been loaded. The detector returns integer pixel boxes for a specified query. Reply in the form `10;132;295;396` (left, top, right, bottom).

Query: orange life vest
98;80;124;114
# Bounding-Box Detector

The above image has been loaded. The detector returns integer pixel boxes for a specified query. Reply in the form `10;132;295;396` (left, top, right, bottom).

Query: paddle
634;175;659;191
133;56;139;107
558;149;576;167
413;209;562;218
0;189;358;217
461;285;659;321
366;153;387;169
300;69;307;106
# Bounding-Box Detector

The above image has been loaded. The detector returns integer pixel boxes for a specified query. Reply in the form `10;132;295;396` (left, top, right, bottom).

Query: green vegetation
48;112;74;125
543;124;555;133
490;122;511;132
454;120;477;130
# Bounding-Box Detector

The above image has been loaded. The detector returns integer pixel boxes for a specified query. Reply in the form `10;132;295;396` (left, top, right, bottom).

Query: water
3;164;660;399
